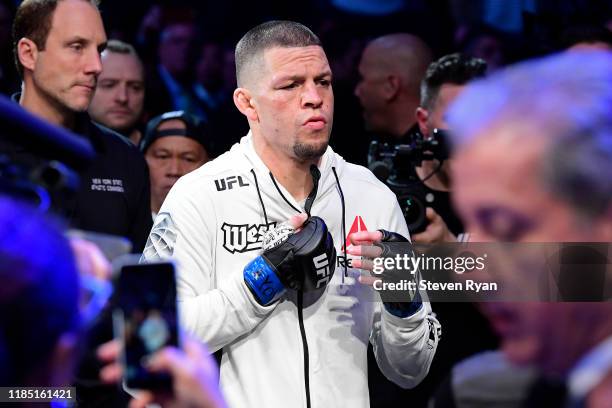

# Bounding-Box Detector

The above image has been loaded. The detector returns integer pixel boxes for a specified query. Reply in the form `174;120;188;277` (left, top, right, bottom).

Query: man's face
88;51;144;132
30;0;106;113
144;119;209;207
453;124;608;374
196;43;224;88
251;46;334;161
453;126;598;242
158;23;195;77
354;45;388;132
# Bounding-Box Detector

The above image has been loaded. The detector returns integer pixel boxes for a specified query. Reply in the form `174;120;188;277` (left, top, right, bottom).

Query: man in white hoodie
143;20;440;408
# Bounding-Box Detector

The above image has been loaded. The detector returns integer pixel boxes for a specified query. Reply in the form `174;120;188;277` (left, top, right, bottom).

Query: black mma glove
244;216;336;305
376;230;423;317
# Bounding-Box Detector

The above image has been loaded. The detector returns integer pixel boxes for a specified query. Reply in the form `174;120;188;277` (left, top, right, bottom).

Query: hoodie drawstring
332;166;348;280
253;165;348;282
250;169;269;225
303;165;320;217
269;173;302;213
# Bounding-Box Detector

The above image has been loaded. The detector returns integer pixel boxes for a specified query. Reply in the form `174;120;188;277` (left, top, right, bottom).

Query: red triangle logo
343;216;368;251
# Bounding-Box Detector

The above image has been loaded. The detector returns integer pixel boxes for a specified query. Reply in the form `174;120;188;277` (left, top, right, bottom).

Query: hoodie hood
232;132;347;215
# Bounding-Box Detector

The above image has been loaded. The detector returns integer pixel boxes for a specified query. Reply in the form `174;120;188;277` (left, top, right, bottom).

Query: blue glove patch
244;256;285;305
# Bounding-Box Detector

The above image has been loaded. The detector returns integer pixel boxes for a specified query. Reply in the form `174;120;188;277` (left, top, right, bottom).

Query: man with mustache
9;0;152;252
143;20;440;408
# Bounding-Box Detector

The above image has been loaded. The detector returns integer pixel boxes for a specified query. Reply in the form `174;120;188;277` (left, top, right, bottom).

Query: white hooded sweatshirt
143;134;441;408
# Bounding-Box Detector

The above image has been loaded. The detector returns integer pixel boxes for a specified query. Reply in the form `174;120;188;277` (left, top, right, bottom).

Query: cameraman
381;54;495;407
411;53;486;243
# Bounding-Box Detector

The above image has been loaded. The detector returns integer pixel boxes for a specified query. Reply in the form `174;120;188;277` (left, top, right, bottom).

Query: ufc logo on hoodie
222;222;276;253
215;176;250;191
313;253;331;288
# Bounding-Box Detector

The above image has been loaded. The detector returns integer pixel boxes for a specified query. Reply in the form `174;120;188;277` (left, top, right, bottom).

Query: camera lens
399;193;427;233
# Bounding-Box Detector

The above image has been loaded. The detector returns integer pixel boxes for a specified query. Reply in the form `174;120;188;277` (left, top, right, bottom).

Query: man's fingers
97;340;122;383
183;338;219;381
350;257;375;271
349;230;382;246
99;363;122;384
183;337;207;360
346;245;382;259
128;392;154;408
70;238;112;280
358;275;381;286
146;347;186;377
97;339;121;362
425;207;439;222
288;213;308;229
411;230;429;242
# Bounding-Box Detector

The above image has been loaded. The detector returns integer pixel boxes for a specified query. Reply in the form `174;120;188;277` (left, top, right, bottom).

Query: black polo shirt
2;97;152;252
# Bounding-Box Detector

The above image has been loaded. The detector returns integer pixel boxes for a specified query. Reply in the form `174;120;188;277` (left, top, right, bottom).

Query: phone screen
117;262;178;389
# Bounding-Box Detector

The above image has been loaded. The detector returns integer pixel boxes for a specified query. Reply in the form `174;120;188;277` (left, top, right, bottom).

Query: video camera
368;128;451;233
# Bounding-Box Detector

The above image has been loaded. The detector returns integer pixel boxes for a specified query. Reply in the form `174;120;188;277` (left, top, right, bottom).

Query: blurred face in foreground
453;122;612;376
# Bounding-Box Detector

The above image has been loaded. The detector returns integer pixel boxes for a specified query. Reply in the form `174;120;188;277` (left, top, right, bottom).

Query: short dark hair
235;20;321;87
141;110;213;156
448;52;612;220
0;197;80;385
104;39;139;57
420;53;487;111
12;0;100;78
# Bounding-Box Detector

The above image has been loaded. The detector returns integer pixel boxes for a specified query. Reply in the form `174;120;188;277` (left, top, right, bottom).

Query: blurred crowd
0;0;611;167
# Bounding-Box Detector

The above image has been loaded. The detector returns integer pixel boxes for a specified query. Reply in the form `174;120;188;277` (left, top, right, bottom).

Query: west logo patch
221;222;276;253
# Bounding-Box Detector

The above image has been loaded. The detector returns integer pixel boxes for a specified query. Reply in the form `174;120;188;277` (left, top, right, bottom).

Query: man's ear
233;87;258;122
416;107;429;136
594;206;612;241
17;38;38;73
383;75;401;101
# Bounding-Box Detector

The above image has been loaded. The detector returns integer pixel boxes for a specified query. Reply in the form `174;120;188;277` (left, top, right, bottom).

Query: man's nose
85;49;103;76
115;84;128;104
166;158;186;177
301;81;323;109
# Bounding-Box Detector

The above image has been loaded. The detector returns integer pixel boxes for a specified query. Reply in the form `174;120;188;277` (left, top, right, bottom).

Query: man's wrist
384;300;423;318
243;256;285;305
383;290;423;318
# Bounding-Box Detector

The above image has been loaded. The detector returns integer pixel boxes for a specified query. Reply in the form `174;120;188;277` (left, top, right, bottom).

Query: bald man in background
355;33;433;141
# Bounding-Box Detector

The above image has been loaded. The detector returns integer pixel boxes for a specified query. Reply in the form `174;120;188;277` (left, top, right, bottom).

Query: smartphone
115;261;179;390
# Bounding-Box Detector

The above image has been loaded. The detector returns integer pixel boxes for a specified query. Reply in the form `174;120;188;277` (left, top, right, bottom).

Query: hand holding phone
115;261;179;390
97;337;226;408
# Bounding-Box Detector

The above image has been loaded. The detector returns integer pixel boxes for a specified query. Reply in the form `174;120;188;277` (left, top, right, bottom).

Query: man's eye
70;43;83;52
318;79;331;87
476;208;534;242
281;83;298;90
